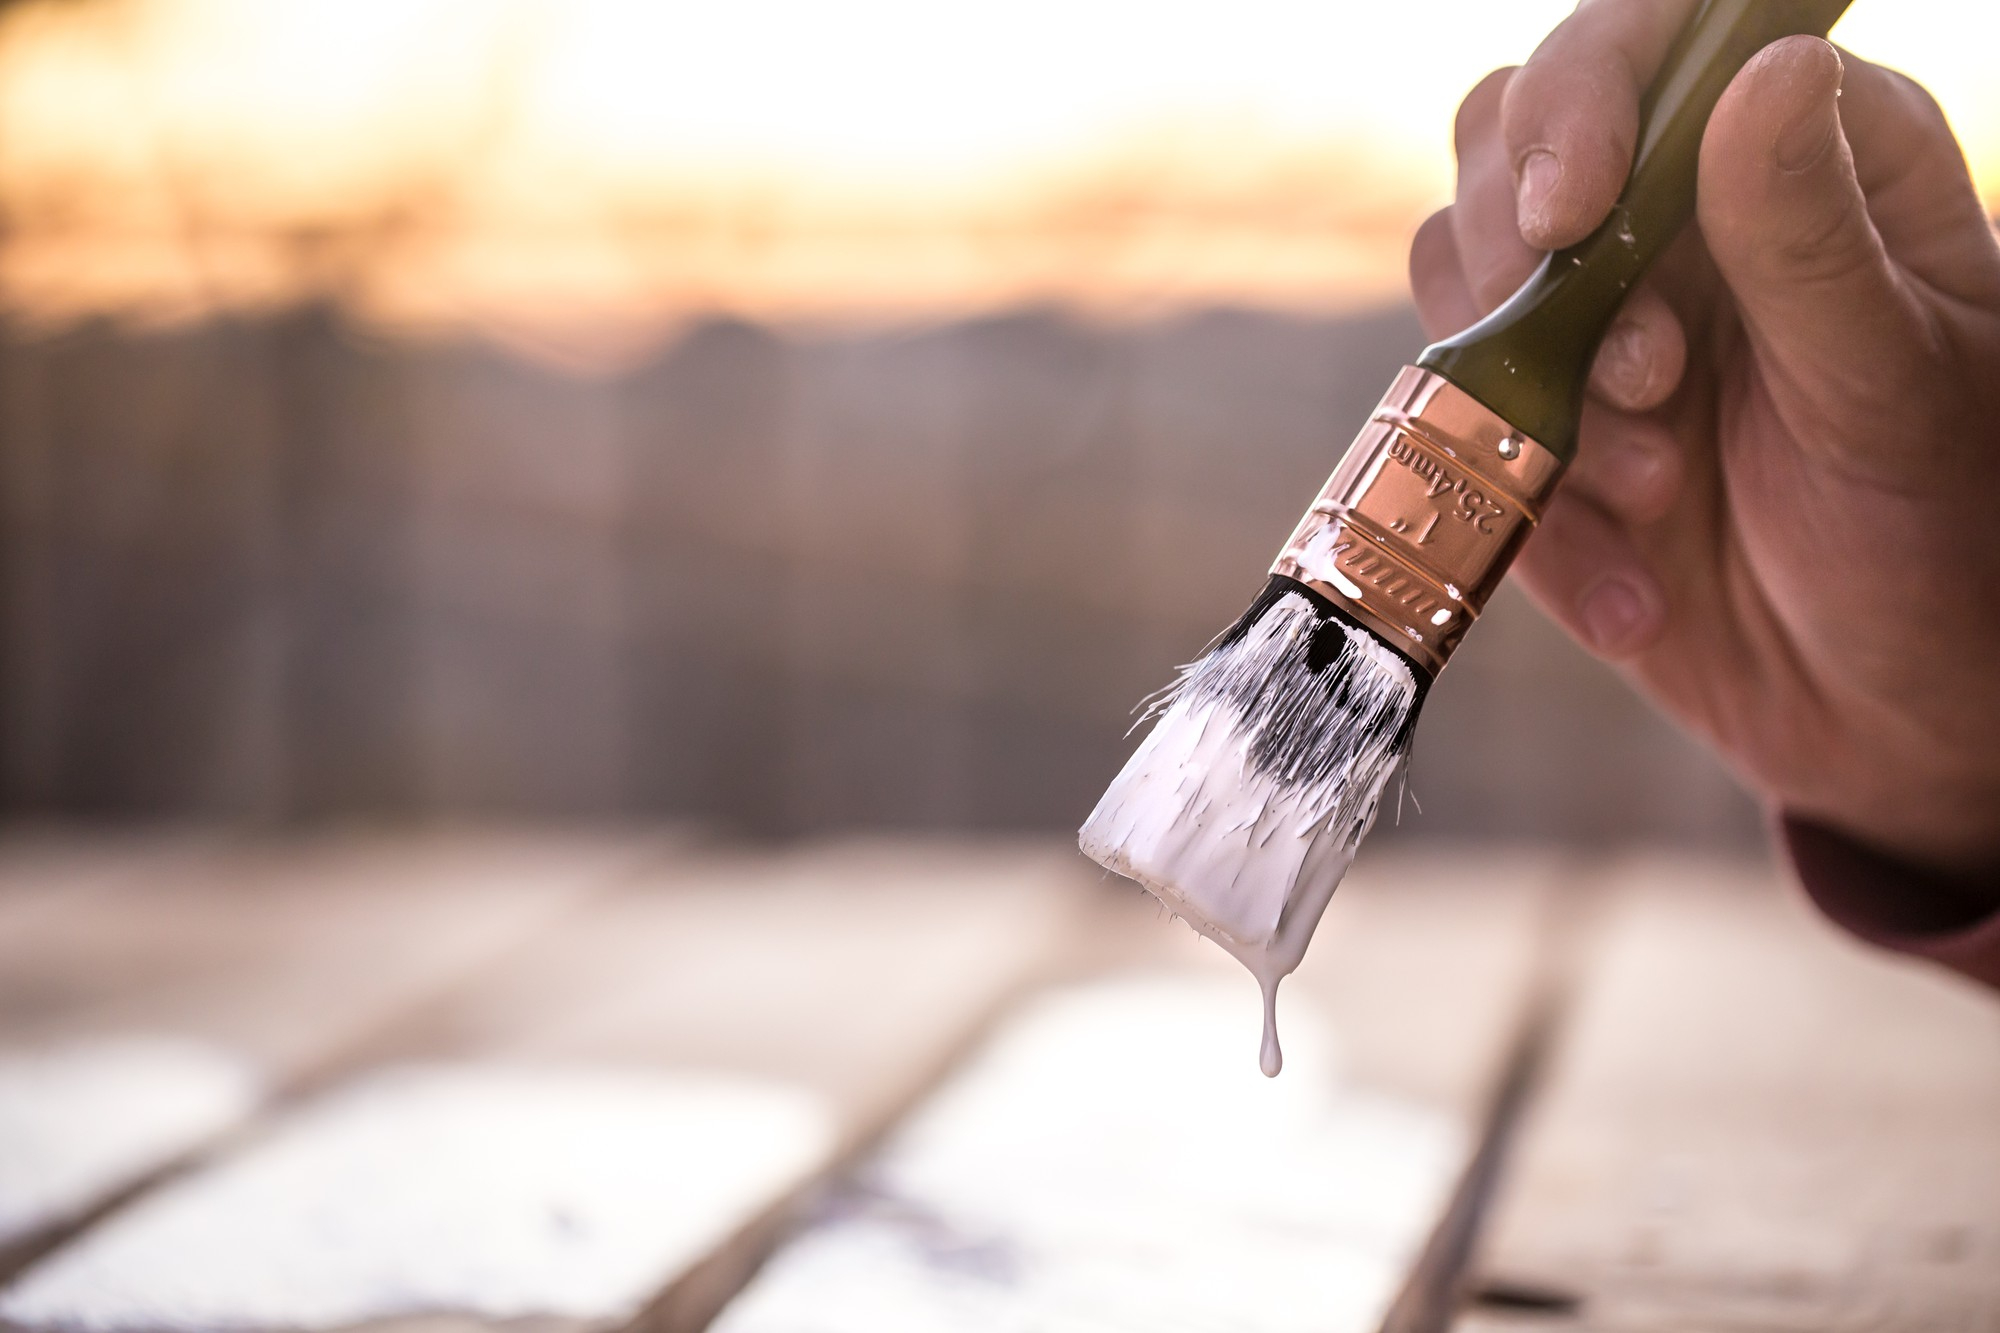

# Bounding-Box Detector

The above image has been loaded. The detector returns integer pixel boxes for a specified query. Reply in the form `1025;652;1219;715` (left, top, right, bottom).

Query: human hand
1410;1;2000;877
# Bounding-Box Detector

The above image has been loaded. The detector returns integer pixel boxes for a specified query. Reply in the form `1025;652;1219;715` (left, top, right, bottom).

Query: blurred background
0;0;1990;844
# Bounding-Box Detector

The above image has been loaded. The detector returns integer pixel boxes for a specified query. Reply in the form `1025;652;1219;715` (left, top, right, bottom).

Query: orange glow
0;0;1990;361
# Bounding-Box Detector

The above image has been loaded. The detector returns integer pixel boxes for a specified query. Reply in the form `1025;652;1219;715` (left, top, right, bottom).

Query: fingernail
1580;578;1652;656
1515;149;1562;238
1775;85;1839;172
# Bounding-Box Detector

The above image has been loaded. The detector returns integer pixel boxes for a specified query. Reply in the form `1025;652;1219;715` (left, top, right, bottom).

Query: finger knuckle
1885;67;1950;130
1772;205;1877;288
1409;209;1453;263
1453;67;1516;154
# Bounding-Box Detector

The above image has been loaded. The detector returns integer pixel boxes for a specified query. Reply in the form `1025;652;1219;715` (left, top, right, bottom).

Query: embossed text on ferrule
1382;434;1508;534
1271;366;1567;676
1339;426;1527;604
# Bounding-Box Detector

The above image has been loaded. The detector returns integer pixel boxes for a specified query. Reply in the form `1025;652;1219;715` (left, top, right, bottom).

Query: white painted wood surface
1;1065;832;1330
1456;856;2000;1331
1;837;1097;1333
714;848;1565;1333
713;974;1466;1333
32;841;1981;1333
0;832;657;1264
0;1038;258;1252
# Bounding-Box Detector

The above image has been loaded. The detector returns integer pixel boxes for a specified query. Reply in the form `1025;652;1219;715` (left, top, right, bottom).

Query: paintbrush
1081;0;1854;1074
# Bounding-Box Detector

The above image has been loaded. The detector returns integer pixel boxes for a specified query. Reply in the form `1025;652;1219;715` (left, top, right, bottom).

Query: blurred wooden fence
0;303;1760;843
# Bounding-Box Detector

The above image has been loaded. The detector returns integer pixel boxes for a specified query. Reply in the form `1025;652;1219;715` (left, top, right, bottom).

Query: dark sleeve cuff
1781;814;2000;990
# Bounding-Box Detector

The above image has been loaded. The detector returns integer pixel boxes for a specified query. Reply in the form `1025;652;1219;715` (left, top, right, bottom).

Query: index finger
1502;0;1703;249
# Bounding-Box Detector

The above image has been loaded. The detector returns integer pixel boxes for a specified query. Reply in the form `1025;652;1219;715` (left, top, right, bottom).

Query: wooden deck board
0;832;216;940
367;840;1091;1130
1455;855;2000;1331
710;847;1567;1333
1285;846;1568;1118
0;831;659;1267
0;839;1095;1333
19;841;1977;1333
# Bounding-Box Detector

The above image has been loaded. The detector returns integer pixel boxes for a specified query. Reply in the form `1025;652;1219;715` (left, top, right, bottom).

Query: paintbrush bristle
1079;578;1420;984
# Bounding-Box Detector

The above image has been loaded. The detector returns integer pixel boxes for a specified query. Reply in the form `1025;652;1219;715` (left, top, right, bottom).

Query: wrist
1766;713;2000;890
1781;798;2000;916
1781;812;2000;941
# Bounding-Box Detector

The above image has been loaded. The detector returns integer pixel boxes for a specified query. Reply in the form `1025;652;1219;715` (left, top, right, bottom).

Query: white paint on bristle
1079;590;1418;1077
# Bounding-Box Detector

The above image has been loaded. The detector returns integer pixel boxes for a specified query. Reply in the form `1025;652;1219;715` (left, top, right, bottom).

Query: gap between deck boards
1378;860;1604;1333
627;882;1117;1333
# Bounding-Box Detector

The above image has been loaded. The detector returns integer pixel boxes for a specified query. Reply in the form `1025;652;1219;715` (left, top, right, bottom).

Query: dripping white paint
1079;584;1419;1075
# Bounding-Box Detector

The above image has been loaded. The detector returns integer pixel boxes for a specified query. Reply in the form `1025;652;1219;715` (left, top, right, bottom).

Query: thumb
1697;37;1935;444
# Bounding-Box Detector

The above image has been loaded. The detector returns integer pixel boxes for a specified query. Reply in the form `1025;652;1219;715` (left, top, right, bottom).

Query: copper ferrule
1272;366;1565;677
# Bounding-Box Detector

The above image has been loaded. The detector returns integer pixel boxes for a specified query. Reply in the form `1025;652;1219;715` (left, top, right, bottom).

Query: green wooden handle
1416;0;1853;461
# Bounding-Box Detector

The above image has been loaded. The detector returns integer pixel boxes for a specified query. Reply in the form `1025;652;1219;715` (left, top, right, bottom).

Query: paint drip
1079;580;1420;1075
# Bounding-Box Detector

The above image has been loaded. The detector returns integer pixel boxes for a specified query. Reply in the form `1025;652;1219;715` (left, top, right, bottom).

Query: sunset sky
0;0;1990;357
